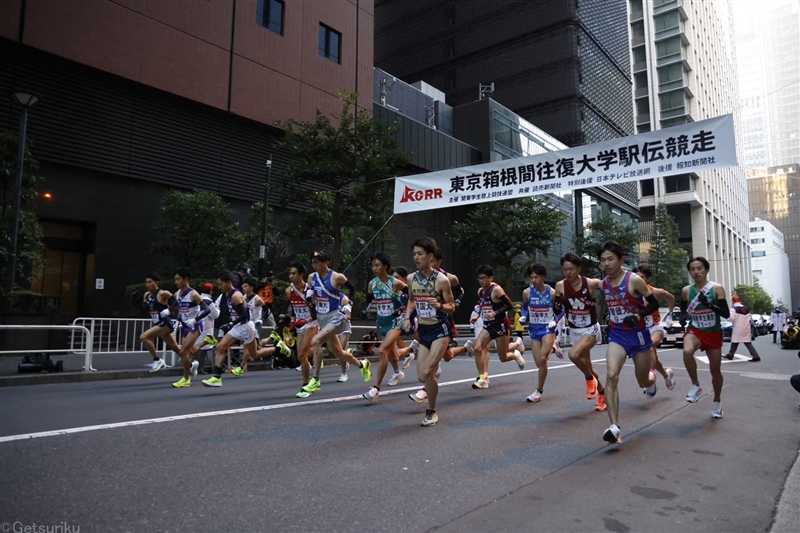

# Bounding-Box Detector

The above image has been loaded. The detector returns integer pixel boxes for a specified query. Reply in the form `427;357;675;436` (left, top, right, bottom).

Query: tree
235;202;295;275
0;132;44;294
451;197;569;288
647;203;689;297
151;189;243;277
276;92;408;270
573;217;640;278
734;281;774;315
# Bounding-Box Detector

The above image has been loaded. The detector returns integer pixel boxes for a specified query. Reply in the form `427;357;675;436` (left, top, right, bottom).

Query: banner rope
342;214;395;273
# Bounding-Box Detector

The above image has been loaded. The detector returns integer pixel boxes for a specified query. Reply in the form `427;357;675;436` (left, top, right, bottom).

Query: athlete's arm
653;288;676;312
436;273;456;315
365;281;374;308
404;274;416;326
519;288;530;324
490;285;514;319
342;279;357;299
623;275;658;327
550;287;565;323
679;285;690;326
229;291;249;326
448;273;464;306
190;290;212;324
704;284;730;319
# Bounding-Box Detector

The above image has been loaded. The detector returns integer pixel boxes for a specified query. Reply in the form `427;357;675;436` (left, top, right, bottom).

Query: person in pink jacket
724;296;761;362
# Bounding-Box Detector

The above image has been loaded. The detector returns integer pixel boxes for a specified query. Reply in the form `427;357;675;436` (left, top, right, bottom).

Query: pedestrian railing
70;317;181;366
1;324;95;372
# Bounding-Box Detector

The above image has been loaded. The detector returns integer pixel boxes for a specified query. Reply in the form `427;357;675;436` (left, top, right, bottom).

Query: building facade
747;165;800;310
631;0;751;292
748;219;791;309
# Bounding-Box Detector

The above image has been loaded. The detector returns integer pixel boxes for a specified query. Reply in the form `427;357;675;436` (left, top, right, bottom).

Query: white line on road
0;361;585;443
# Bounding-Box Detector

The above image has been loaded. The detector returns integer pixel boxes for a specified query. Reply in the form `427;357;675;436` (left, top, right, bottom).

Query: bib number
293;304;310;320
608;305;628;324
150;312;159;324
529;307;552;324
692;310;716;329
569;311;590;328
376;298;394;317
314;296;330;314
416;297;436;318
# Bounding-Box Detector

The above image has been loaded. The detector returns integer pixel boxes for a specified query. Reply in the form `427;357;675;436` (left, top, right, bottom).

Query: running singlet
527;285;554;325
371;276;401;319
478;283;506;325
177;288;199;324
311;270;342;314
410;271;447;326
687;283;721;331
562;276;597;328
603;271;647;331
226;289;250;324
147;289;169;325
288;283;312;320
246;294;261;322
644;284;662;328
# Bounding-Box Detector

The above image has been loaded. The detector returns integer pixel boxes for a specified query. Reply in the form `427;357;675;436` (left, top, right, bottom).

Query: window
750;238;765;244
319;23;341;63
633;46;647;63
659;90;685;111
751;251;766;257
658;64;684;85
630;0;644;12
634;72;648;90
636;97;650;115
640;178;655;196
665;174;691;193
654;11;680;32
656;37;682;58
631;21;645;38
257;0;284;35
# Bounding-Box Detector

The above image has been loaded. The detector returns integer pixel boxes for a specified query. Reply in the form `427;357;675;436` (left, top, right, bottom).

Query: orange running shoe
586;377;598;400
595;393;607;411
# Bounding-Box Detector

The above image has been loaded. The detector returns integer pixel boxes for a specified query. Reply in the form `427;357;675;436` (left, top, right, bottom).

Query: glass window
636;97;650;115
653;0;672;6
659;90;685;111
656;37;682;58
665;174;691;193
640;178;655;196
319;23;342;63
631;21;645;38
633;46;647;63
654;11;680;32
658;63;684;84
751;251;766;257
257;0;284;36
634;72;648;89
630;0;644;12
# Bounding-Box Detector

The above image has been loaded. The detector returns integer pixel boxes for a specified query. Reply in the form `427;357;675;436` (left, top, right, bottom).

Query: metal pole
258;155;273;278
5;106;28;299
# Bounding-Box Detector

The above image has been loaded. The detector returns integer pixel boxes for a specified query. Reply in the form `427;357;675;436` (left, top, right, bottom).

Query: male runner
598;242;661;444
202;270;257;387
230;277;265;376
519;263;560;402
553;253;607;411
284;262;322;397
139;273;181;372
469;265;526;389
631;265;676;390
679;257;730;418
298;251;371;397
189;283;220;377
335;293;354;382
405;237;456;426
171;268;212;388
392;266;420;371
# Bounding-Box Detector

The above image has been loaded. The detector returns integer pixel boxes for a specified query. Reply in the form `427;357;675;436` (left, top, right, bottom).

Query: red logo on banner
400;186;443;203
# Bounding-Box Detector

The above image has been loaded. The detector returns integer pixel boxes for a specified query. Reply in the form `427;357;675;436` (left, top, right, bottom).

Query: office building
748;219;791;309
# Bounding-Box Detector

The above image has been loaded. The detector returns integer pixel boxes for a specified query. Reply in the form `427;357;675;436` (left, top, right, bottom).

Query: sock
375;386;380;391
586;376;594;381
358;361;363;368
213;366;223;378
479;373;486;380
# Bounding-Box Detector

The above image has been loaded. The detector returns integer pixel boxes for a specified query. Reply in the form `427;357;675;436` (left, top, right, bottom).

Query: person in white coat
770;305;787;344
724;296;761;362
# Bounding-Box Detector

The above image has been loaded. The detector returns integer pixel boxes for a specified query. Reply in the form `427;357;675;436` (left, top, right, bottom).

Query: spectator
771;305;787;344
724;296;761;362
257;271;277;334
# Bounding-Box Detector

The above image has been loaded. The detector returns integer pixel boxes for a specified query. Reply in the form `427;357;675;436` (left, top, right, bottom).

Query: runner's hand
184;318;196;329
547;320;557;329
622;315;639;328
518;315;527;325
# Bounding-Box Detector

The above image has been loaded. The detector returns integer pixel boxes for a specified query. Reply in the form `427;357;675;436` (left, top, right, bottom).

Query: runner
553;253;607;411
631;265;676;390
599;241;661;444
468;265;526;390
171;268;212;388
431;247;471;367
188;283;220;377
202;270;257;387
336;294;354;382
230;277;264;376
519;263;561;403
298;250;371;398
363;252;410;402
392;266;420;371
405;237;456;426
679;256;730;419
284;262;320;397
139;273;181;373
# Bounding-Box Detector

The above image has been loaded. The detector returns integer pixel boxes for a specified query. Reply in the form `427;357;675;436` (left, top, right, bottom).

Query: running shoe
664;368;675;390
388;371;405;386
586;377;598;400
409;389;427;403
435;364;442;379
203;334;219;347
409;339;419;353
302;377;321;393
149;359;166;373
231;366;246;377
685;384;703;403
472;377;489;389
190;360;199;379
514;349;526;370
202;376;222;387
360;359;372;382
363;387;379;402
595;393;607;411
296;389;312;398
526;390;543;403
644;370;657;398
514;336;524;351
712;401;723;419
603;424;621;444
337;373;349;382
421;409;438;427
172;377;191;388
402;352;415;370
269;331;282;344
276;340;291;358
464;339;475;357
553;345;565;359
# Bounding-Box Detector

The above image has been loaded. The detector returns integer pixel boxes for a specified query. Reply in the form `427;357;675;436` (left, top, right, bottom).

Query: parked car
751;314;768;335
655;307;685;346
722;318;733;342
764;315;773;333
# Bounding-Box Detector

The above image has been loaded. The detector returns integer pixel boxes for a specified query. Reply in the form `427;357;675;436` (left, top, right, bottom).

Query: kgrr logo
399;186;443;203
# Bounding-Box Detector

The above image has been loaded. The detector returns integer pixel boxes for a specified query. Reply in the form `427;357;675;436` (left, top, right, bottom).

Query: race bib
415;296;436;318
293;303;311;320
480;303;493;321
608;304;629;324
375;298;394;317
568;310;591;328
691;309;716;329
314;296;330;314
529;306;552;324
150;312;159;324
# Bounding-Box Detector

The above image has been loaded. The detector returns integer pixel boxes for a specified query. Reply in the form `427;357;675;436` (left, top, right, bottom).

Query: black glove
697;292;709;306
679;314;687;328
220;322;233;333
622;315;639;328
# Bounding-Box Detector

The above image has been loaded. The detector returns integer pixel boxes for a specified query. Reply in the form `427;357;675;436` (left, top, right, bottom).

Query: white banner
393;114;737;214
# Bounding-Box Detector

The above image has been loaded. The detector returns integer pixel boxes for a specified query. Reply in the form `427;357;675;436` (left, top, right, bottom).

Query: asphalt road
1;337;798;533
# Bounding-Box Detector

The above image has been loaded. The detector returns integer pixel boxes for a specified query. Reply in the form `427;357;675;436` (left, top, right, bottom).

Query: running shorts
686;327;723;351
608;327;654;358
529;323;557;342
228;322;256;344
569;323;602;346
418;322;451;349
649;324;667;339
484;318;509;340
317;311;345;334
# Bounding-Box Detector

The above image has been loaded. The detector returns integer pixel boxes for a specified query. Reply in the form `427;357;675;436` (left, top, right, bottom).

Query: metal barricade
0;324;94;372
70;317;181;367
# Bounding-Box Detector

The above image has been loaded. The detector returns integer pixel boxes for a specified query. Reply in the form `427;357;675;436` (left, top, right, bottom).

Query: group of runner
138;236;731;441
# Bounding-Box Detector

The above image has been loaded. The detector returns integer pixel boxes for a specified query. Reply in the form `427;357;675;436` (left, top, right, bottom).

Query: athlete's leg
604;344;628;427
534;333;556;393
650;330;668;378
417;336;450;411
179;330;201;379
569;333;605;395
376;329;401;387
140;325;170;360
474;329;492;377
337;332;352;372
707;347;724;402
682;333;702;387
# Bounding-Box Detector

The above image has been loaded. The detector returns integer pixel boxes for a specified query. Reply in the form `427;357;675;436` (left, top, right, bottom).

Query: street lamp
4;92;40;300
258;155;273;278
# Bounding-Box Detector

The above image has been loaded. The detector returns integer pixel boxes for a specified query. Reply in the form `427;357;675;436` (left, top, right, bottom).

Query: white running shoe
402;352;415;370
664;368;675;390
644;370;657;397
686;384;703;403
337;373;349;382
190;360;199;379
514;336;524;350
526;390;543;403
712;401;723;419
295;366;302;372
409;389;427;403
149;359;166;373
435;364;442;379
472;377;489;389
363;387;379;402
464;339;475;357
409;339;419;353
553;345;565;359
388;371;404;386
514;349;526;370
603;424;622;444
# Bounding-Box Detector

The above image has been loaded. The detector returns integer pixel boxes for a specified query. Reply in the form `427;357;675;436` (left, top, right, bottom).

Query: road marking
0;361;582;443
694;354;750;364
